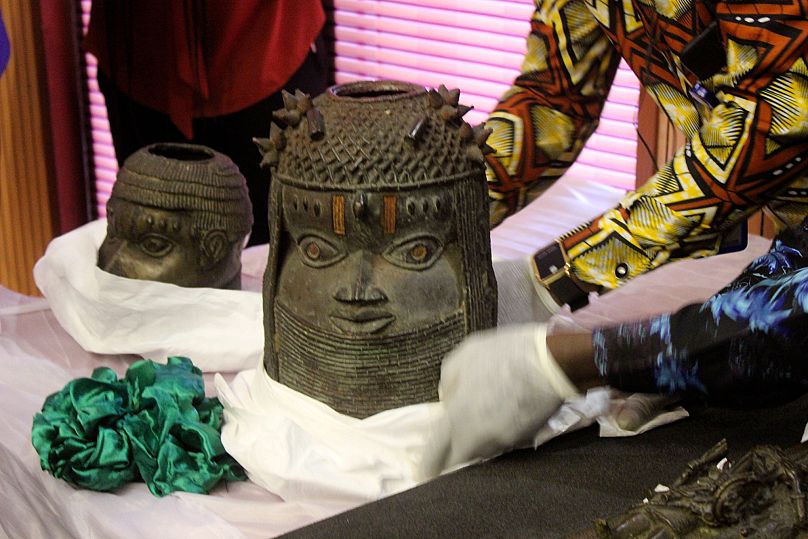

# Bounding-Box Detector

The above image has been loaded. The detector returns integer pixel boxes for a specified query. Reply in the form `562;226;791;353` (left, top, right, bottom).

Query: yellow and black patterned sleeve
485;0;622;227
558;1;808;292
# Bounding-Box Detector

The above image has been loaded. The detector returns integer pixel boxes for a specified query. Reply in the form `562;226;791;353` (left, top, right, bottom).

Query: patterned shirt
486;0;808;291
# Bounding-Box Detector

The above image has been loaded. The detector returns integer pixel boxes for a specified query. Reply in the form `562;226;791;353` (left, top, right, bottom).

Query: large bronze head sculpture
98;143;253;289
256;80;497;418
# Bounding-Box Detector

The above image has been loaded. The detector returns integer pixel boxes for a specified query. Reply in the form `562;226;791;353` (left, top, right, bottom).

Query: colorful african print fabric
487;0;808;292
592;220;808;405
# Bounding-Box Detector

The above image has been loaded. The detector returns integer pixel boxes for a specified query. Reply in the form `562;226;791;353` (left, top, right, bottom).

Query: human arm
541;3;808;306
421;322;668;475
426;226;808;474
486;0;622;226
594;230;808;406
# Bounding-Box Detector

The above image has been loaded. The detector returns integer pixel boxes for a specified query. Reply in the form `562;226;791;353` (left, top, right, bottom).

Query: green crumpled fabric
32;356;246;496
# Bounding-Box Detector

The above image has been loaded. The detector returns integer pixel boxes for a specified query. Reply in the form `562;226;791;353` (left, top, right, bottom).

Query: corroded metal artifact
98;143;253;289
573;439;808;538
256;80;497;418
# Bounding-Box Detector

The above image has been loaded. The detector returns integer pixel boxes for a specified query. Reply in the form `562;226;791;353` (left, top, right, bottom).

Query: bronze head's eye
139;233;174;258
298;234;346;268
306;242;321;260
410;244;428;261
383;235;443;270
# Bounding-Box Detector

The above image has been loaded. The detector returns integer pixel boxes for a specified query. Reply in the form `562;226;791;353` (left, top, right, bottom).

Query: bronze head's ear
201;229;230;269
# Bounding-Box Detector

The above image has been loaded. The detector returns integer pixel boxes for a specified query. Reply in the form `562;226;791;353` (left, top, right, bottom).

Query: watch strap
531;242;592;311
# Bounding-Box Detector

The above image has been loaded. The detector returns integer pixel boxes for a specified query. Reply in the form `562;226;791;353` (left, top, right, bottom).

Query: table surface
2;173;796;539
282;395;808;538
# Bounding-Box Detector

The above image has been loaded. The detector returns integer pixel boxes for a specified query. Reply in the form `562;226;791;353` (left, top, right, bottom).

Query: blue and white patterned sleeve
593;224;808;406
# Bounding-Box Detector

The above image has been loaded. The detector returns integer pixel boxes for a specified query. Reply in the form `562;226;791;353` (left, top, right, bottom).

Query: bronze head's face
276;186;461;337
99;199;238;288
259;81;497;417
97;143;253;289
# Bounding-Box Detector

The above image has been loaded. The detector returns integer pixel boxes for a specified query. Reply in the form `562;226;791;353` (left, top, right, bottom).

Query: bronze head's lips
329;308;395;334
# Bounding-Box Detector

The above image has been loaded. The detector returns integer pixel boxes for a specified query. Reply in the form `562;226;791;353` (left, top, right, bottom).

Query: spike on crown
253;122;288;168
272;89;316;127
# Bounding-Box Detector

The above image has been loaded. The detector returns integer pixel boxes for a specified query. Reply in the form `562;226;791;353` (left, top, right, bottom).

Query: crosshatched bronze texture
98;143;253;290
572;440;808;538
257;80;497;418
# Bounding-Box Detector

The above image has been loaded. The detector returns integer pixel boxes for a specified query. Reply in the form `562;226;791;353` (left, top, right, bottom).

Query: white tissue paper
215;367;446;503
33;220;263;372
533;388;611;446
216;367;682;502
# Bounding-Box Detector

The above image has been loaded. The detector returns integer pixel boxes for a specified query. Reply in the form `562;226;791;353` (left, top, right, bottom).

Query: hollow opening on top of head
148;143;214;162
330;81;424;101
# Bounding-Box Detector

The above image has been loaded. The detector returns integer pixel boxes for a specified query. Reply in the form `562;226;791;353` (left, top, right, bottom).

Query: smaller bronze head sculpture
98;143;253;289
256;81;497;418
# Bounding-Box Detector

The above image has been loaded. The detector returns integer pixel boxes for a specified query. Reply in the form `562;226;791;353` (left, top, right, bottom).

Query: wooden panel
635;102;685;188
656;112;686;165
634;90;658;187
747;210;777;239
0;0;57;296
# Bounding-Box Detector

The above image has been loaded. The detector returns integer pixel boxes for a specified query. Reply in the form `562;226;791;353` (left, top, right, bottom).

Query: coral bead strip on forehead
383;196;396;235
284;186;453;238
332;195;346;236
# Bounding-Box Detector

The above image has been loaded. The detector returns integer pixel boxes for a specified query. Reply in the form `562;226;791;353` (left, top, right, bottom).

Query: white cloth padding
216;368;446;503
215;326;689;498
34;219;263;372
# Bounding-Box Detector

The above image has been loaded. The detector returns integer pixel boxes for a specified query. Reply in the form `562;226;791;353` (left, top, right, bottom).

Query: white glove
421;323;580;476
493;255;561;326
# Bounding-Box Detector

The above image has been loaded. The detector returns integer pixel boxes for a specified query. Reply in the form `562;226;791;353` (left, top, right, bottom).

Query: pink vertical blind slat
332;0;640;190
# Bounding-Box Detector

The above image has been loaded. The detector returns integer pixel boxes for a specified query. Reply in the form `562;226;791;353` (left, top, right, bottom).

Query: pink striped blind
331;0;640;190
83;0;640;216
80;0;116;218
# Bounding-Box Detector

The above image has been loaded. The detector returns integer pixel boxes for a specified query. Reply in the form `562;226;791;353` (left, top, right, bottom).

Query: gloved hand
492;254;562;326
421;323;580;477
